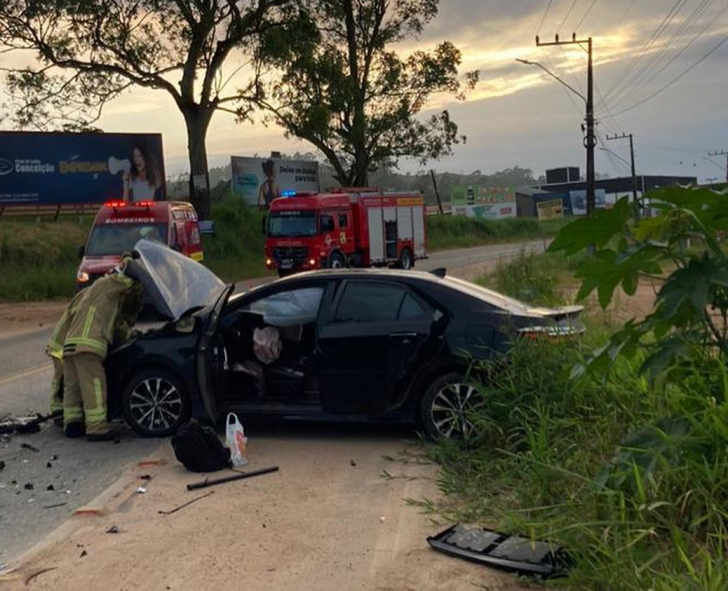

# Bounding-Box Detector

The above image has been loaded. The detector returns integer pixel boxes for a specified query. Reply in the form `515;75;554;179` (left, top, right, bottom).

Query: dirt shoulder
0;302;68;339
0;432;526;591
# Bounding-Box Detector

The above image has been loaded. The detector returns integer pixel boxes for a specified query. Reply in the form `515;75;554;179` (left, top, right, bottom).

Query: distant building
515;167;698;217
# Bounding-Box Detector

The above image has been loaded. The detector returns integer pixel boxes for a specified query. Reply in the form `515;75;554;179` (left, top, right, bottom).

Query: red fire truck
264;189;427;276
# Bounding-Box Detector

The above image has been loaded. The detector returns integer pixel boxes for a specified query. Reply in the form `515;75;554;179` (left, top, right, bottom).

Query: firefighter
62;257;143;441
46;290;88;420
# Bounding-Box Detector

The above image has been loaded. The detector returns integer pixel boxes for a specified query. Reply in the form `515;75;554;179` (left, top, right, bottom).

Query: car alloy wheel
122;369;190;437
421;372;483;440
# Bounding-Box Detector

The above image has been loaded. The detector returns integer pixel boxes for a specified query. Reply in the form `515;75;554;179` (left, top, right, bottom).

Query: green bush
427;215;556;250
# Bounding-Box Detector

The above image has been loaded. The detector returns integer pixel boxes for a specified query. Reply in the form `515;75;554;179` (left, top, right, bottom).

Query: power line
574;0;599;32
610;34;728;116
537;0;554;36
604;0;689;104
558;0;582;33
609;0;721;111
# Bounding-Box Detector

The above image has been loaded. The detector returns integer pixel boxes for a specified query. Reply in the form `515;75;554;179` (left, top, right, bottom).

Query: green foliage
549;186;728;377
426;215;561;251
429;335;728;589
255;0;478;185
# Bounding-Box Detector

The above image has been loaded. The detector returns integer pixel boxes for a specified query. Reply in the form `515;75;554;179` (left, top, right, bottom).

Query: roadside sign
537;199;564;221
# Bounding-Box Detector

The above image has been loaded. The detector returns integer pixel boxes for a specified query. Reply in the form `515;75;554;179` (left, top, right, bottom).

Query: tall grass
427;216;566;251
427;251;728;589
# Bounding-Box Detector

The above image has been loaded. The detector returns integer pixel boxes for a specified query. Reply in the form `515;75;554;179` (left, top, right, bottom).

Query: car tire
397;248;414;270
122;368;191;437
420;371;483;440
329;252;346;269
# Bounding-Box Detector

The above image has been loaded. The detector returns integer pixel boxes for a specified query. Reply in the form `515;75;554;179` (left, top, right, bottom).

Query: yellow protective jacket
63;273;141;359
46;290;88;359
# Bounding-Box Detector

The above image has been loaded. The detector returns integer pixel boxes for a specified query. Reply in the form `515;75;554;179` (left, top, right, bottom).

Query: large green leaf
548;197;633;255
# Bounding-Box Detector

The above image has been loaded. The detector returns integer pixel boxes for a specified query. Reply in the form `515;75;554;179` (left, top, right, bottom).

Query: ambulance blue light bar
281;190;297;197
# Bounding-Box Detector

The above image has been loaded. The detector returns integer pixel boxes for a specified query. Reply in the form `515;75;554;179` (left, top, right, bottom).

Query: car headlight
77;271;90;283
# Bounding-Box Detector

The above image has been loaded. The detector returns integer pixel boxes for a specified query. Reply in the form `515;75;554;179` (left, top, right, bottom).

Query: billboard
451;185;516;219
0;132;166;206
536;198;564;221
230;156;320;207
569;189;607;216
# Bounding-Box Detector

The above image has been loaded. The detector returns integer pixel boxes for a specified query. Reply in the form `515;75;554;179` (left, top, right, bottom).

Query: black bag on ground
171;420;231;473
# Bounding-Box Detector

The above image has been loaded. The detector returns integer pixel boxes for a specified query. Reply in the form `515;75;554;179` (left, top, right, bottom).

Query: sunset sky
88;0;728;183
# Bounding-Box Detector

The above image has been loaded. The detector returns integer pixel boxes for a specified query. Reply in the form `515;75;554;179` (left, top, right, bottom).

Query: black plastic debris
0;414;50;435
47;484;55;491
24;483;34;491
21;443;40;453
0;460;5;472
427;524;572;579
106;525;120;534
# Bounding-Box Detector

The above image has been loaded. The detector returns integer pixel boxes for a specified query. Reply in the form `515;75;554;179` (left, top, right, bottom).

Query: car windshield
86;224;167;256
268;211;317;237
132;239;226;320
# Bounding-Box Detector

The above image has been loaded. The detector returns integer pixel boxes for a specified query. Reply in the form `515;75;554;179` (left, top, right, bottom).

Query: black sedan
107;240;584;439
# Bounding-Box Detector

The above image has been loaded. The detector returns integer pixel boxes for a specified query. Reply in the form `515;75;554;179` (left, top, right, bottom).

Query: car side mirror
262;216;267;235
77;245;85;259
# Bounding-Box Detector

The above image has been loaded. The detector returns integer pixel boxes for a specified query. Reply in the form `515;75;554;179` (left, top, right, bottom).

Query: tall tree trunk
184;108;213;219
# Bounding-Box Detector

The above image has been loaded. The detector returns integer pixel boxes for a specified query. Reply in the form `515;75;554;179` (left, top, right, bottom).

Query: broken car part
427;524;572;579
186;466;279;491
158;491;214;515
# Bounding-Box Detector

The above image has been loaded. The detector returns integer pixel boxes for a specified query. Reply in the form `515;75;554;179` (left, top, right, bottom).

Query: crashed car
108;240;584;439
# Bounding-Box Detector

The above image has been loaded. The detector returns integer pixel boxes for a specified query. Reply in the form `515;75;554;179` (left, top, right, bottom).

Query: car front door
316;280;434;415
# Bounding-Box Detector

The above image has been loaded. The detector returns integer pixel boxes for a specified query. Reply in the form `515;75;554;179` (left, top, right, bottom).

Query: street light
515;58;586;102
516;46;596;215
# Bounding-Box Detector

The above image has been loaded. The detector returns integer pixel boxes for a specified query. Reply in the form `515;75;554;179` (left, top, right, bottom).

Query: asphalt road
0;238;546;565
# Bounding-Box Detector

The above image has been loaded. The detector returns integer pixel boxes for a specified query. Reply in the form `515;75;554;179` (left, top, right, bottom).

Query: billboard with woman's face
230;156;320;208
0;132;166;205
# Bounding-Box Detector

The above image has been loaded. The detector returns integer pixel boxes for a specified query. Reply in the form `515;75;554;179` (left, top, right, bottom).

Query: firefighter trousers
50;357;64;415
62;353;110;436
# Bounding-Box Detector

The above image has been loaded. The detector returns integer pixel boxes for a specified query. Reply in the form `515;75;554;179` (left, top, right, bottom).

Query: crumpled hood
126;239;226;321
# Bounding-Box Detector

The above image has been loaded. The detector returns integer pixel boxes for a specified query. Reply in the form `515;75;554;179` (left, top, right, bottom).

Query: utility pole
536;33;595;214
707;150;728;183
606;132;639;218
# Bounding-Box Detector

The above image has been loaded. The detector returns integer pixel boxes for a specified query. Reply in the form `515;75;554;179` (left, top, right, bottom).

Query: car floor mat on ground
427;524;572;579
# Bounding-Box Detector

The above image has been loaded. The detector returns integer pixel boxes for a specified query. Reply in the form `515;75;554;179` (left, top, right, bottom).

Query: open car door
196;284;236;424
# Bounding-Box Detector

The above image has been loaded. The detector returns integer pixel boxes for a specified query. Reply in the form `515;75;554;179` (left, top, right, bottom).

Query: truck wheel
122;368;191;437
397;248;414;270
420;371;483;440
329;252;346;269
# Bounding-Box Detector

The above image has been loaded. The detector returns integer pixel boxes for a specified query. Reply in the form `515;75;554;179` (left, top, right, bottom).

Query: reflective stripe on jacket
46;290;88;359
63;274;137;359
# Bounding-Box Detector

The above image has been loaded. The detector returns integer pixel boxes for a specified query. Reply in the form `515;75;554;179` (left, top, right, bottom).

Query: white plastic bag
225;412;248;467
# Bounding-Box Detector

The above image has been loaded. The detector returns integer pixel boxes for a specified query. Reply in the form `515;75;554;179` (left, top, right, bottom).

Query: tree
0;0;295;218
250;0;478;186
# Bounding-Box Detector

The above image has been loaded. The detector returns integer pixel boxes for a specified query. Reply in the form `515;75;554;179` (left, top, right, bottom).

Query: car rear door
316;279;435;415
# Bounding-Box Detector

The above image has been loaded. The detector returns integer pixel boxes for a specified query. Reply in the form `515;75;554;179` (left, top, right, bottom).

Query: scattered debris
46;462;53;468
0;460;5;472
47;484;55;491
106;525;120;534
139;474;152;480
350;459;357;467
21;442;40;453
158;491;215;515
23;483;34;491
73;507;109;517
50;454;59;461
25;567;58;584
0;414;51;435
186;466;280;491
79;550;87;558
43;502;68;509
137;459;167;467
136;486;147;494
427;524;572;579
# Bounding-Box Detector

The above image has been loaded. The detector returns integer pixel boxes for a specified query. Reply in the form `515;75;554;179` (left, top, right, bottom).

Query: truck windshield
268;211;317;237
86;223;167;256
